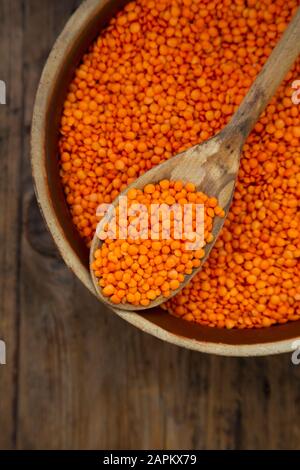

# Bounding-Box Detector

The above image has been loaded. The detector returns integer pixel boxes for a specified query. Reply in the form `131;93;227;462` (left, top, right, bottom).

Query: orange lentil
92;180;223;306
59;0;300;328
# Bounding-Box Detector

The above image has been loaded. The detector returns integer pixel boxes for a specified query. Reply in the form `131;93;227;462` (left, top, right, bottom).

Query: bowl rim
31;0;299;357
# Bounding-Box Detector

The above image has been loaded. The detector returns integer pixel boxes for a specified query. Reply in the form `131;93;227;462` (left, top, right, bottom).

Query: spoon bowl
90;130;242;310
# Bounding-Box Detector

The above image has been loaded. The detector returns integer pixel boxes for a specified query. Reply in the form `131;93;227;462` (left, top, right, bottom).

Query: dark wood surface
1;0;300;450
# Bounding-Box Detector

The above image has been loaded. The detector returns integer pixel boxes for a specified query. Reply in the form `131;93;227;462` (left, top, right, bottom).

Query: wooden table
1;0;300;450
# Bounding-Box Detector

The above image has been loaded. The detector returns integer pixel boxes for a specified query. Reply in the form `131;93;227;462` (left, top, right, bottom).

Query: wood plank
0;0;24;450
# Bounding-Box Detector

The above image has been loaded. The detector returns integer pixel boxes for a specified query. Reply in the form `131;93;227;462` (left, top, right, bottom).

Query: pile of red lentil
59;0;300;329
91;180;224;307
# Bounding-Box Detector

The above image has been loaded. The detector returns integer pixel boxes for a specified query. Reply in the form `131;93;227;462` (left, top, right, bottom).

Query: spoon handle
227;7;300;141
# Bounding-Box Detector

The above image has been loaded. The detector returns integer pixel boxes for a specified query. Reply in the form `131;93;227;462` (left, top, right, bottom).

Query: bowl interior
36;0;300;353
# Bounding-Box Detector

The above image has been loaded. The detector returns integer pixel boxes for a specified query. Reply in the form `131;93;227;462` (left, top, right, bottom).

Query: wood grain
0;0;24;449
1;0;300;450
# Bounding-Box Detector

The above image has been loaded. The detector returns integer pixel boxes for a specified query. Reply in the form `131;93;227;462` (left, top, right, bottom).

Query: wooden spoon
90;7;300;311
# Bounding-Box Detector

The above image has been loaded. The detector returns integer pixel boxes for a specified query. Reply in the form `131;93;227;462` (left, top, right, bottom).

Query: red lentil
91;180;224;306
